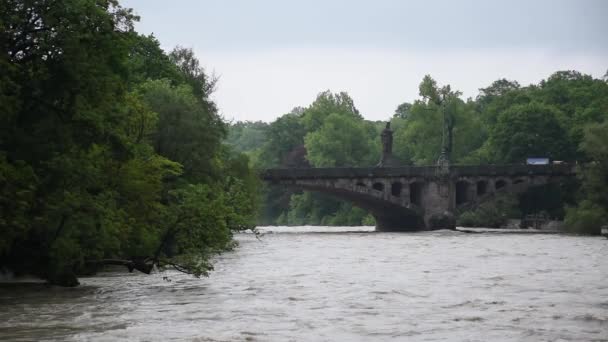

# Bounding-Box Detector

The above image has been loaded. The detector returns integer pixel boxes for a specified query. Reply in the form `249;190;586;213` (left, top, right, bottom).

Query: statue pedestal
377;155;400;167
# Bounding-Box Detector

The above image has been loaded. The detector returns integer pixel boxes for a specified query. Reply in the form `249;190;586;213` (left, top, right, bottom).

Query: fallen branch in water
87;258;154;274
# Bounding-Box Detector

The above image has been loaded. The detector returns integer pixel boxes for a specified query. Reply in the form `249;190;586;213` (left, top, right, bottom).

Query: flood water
1;226;607;341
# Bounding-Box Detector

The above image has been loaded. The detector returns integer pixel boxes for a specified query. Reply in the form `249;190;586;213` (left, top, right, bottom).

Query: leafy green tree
125;34;183;87
457;195;520;228
301;91;361;132
487;102;574;163
476;79;521;112
256;111;307;168
393;76;484;165
0;0;143;285
254;91;377;225
393;102;412;119
169;46;217;104
137;79;225;181
0;0;258;285
418;75;440;104
536;71;608;149
305;113;377;167
324;203;372;226
565;121;608;234
226;121;270;154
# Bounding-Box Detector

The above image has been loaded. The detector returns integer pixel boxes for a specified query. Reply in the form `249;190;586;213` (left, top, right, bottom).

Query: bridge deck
261;164;576;180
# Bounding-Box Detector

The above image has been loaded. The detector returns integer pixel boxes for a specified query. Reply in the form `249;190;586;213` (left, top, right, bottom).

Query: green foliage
125;34;183;87
393;76;485;165
239;91;380;226
393;102;412;119
301;91;361;132
285;192;340;226
476;79;522;121
305;113;377;167
158;184;234;277
226;121;270;154
169;46;217;103
0;155;38;255
362;214;376;226
457;196;520;228
323;203;371;226
488;102;574;163
256;111;307;168
564;121;608;234
0;0;259;285
564;201;606;235
137;79;225;181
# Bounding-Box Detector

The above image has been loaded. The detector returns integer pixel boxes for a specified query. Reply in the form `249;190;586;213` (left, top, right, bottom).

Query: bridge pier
372;210;455;232
420;180;456;230
373;212;425;232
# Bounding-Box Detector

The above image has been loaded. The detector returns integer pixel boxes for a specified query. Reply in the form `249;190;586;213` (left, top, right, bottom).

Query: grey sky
122;0;608;122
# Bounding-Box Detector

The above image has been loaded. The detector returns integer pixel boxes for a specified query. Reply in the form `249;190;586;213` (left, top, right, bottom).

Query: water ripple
0;227;607;341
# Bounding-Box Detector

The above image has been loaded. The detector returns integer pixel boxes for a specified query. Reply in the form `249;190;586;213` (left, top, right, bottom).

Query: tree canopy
0;0;259;285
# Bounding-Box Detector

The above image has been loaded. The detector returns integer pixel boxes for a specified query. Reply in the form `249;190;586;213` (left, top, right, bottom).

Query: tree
254;91;377;226
226;121;270;154
256;111;307;168
393;76;484;165
169;46;217;103
125;34;183;87
536;70;608;149
488;103;574;163
0;0;258;285
476;79;521;114
478;79;520;100
418;75;440;104
393;102;412;119
304;113;376;167
301;91;361;132
137;79;225;181
565;121;608;234
0;0;144;285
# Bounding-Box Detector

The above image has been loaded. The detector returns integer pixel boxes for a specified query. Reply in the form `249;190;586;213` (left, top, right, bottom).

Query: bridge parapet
261;164;576;181
448;164;576;177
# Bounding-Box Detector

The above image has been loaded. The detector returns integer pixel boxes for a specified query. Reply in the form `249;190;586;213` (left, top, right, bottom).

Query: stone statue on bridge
378;122;398;167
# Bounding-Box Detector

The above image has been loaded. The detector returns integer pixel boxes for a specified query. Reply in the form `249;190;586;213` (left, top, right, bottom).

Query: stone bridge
260;164;576;231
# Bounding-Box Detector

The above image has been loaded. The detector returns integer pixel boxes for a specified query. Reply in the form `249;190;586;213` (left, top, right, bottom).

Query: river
0;226;607;341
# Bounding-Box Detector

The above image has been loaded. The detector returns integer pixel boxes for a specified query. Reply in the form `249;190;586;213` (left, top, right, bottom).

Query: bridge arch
372;182;384;191
456;180;472;205
476;180;488;196
391;182;403;197
495;179;508;190
281;180;423;231
409;181;423;206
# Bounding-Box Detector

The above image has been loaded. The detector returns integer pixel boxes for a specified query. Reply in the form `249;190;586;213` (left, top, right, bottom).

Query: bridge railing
448;164;576;177
260;164;576;180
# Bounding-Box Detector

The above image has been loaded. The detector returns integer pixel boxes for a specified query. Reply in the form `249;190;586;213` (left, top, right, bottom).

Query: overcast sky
121;0;608;122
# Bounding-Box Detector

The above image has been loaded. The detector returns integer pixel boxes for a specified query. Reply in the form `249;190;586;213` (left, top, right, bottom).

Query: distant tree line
0;0;259;286
227;72;608;234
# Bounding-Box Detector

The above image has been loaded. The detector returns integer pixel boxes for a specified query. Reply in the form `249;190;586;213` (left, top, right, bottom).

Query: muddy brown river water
0;226;607;341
